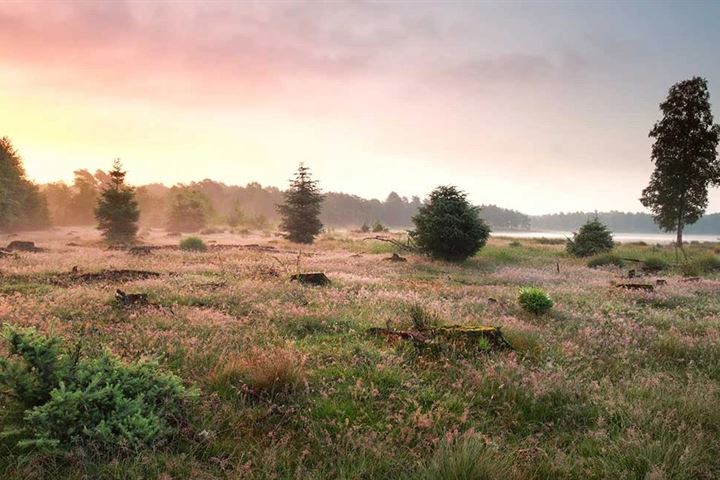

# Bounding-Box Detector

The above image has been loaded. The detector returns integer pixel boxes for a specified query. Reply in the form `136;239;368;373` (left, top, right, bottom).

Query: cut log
384;253;407;262
615;283;654;291
6;241;43;252
290;273;330;286
51;268;161;286
115;289;149;307
129;246;153;256
682;277;701;283
367;324;512;350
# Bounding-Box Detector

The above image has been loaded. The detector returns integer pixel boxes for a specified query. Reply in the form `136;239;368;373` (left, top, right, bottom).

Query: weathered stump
290;273;330;286
6;241;43;252
129;246;153;256
615;283;654;291
384;253;407;262
115;289;149;307
368;324;512;350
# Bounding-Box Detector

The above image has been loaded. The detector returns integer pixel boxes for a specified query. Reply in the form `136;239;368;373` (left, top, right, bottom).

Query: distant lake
492;231;720;244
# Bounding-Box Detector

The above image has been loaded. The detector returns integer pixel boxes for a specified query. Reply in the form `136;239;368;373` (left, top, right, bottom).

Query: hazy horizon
3;1;720;215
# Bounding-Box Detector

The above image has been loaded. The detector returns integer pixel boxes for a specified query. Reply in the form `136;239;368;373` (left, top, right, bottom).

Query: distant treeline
530;211;720;235
38;173;720;234
40;171;531;231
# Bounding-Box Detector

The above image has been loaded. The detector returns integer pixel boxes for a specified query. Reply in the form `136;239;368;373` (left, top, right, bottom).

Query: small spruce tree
566;217;614;257
95;159;139;243
277;163;324;244
410;186;490;261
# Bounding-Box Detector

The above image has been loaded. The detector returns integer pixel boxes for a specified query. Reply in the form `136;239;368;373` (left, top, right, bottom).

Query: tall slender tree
277;163;324;244
641;77;720;253
95;159;139;243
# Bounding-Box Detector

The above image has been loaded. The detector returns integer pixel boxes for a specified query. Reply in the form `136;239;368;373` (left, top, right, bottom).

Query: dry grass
1;226;720;479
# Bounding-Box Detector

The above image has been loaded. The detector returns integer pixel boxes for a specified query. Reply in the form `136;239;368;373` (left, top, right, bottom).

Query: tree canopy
0;137;49;232
641;77;720;247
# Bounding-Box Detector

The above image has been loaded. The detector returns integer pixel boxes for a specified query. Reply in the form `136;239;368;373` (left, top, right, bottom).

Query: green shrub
0;326;194;453
372;220;388;233
642;256;669;272
410;186;490;262
587;254;624;268
179;236;207;252
518;287;553;315
682;255;720;276
566;218;614;257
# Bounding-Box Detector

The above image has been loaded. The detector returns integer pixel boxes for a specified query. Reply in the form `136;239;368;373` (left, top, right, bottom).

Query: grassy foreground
1;229;720;479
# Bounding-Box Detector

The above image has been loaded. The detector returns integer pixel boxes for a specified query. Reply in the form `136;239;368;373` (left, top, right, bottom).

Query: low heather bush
179;236;207;252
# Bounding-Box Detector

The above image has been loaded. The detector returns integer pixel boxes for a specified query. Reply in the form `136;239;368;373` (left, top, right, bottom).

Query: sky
2;0;720;215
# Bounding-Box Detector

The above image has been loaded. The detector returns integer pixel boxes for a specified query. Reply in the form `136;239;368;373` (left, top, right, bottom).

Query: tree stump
384;253;407;262
615;283;654;291
290;273;330;286
115;289;149;307
6;241;43;252
368;324;512;350
129;246;153;256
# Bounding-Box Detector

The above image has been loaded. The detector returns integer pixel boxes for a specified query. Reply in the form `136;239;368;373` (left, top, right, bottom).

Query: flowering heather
1;227;720;479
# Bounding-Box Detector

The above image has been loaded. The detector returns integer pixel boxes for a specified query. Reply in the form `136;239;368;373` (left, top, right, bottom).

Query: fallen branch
363;236;418;252
367;324;512;350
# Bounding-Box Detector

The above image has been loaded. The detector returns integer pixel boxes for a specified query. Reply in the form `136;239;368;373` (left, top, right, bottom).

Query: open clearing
2;228;720;479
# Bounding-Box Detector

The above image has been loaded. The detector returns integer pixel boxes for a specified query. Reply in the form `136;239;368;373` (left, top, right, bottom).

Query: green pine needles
566;218;615;257
410;186;490;262
277;163;324;244
95;159;140;243
0;326;195;454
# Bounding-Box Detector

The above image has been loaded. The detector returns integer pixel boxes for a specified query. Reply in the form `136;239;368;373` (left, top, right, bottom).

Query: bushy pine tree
277;163;324;244
566;217;614;257
0;137;49;231
95;159;139;243
641;77;720;250
410;186;490;262
166;186;212;232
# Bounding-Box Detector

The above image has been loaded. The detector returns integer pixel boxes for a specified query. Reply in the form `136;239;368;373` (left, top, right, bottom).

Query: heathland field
2;228;720;479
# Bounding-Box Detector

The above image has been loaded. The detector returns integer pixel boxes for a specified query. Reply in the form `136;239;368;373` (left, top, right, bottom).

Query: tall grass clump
212;345;307;399
681;255;720;276
518;287;553;315
418;439;522;480
179;236;207;252
0;326;195;454
642;256;669;272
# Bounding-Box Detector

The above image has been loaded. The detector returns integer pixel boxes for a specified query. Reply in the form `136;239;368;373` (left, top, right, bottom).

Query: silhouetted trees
411;185;490;261
277;163;324;244
641;77;720;250
0;137;49;231
95;159;139;243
